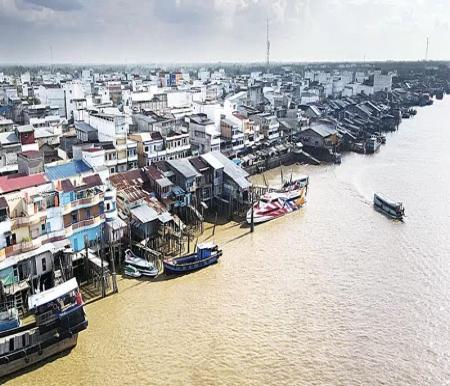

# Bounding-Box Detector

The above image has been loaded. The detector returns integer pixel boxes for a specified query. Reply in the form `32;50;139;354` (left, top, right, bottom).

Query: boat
0;304;20;333
373;193;405;220
124;249;159;277
0;278;88;378
365;136;381;153
246;177;308;224
352;142;366;154
124;265;142;278
163;242;222;274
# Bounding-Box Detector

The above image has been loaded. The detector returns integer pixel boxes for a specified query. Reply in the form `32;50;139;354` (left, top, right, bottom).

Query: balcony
5;238;42;257
63;193;103;214
10;212;46;230
65;214;105;236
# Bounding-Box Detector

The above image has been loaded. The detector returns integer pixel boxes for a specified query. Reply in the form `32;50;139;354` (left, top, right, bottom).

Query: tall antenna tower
50;45;54;73
425;37;429;61
266;17;270;73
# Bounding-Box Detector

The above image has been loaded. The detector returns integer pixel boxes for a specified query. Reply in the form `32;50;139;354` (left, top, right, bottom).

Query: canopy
28;278;78;309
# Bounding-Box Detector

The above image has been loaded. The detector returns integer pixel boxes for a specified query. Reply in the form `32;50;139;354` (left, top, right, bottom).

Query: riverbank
6;97;450;386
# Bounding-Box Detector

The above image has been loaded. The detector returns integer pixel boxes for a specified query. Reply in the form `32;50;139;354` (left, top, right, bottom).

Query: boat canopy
197;242;216;250
374;192;402;207
28;278;79;309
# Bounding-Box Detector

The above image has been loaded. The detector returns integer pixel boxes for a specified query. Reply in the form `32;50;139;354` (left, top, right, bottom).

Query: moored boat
246;177;308;224
124;249;159;277
163;242;222;275
365;136;381;153
373;193;405;220
0;278;88;379
124;265;142;278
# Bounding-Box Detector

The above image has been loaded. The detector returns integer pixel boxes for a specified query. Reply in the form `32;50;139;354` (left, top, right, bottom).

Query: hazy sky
0;0;449;64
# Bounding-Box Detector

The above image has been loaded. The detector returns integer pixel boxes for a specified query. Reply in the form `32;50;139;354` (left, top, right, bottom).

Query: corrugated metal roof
167;159;201;179
74;121;97;133
200;152;224;170
45;160;92;181
210;151;250;190
130;204;159;224
0;131;19;145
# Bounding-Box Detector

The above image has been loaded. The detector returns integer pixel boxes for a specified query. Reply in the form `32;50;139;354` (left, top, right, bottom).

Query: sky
0;0;449;64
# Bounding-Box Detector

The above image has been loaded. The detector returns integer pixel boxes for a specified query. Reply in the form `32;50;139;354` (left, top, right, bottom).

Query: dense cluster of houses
0;63;449;313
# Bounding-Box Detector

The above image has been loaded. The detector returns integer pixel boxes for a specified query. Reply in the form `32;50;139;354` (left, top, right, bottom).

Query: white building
373;71;393;92
187;113;221;154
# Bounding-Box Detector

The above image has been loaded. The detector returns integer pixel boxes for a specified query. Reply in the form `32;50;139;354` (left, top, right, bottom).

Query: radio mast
266;17;270;73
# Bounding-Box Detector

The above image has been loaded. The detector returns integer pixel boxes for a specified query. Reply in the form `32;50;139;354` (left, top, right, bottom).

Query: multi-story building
44;159;116;252
220;117;245;155
186;113;221;154
252;113;280;141
130;131;190;167
0;117;14;133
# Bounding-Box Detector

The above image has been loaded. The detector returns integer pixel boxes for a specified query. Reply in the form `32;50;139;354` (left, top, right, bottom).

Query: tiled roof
0;173;49;194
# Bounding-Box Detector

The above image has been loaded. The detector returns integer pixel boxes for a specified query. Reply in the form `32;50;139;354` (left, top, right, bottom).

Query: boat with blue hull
0;278;88;379
163;242;222;274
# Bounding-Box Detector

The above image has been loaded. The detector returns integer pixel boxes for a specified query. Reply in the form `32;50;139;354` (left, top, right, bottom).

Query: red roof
0;173;49;194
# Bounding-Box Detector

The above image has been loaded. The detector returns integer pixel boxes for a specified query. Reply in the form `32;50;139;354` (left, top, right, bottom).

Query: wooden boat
246;177;308;224
373;193;405;220
124;249;158;277
163;242;222;274
0;278;88;378
124;265;142;278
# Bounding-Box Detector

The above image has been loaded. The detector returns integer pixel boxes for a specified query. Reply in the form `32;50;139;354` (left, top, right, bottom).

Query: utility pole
83;235;89;282
110;228;118;294
425;37;429;62
250;187;255;233
99;233;106;298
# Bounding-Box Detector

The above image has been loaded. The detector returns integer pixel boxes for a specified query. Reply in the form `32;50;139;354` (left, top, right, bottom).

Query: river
7;97;450;386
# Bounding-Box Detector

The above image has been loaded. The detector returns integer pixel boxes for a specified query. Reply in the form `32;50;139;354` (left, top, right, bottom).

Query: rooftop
45;160;92;181
0;173;49;194
167;158;201;179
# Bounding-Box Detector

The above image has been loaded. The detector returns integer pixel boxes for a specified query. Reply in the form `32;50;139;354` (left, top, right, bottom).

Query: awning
158;211;173;224
0;243;56;271
28;278;78;309
130;204;159;224
106;217;127;231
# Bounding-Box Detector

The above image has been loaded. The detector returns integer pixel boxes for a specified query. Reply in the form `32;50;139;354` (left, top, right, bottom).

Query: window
144;146;149;152
42;257;47;272
41;223;46;233
106;203;111;211
72;212;78;223
86;209;91;219
110;167;115;174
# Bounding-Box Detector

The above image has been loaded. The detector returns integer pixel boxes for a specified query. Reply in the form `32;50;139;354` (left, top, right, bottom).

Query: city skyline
0;0;449;64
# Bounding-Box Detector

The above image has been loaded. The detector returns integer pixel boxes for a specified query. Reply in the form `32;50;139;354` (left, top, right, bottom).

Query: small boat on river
373;193;405;220
0;278;88;378
124;249;158;277
124;265;142;278
163;242;222;275
366;136;381;153
246;176;308;224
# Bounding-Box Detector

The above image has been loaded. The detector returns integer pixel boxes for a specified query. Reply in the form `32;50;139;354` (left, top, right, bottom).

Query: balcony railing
63;193;103;214
65;214;105;235
5;238;42;257
10;212;46;229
